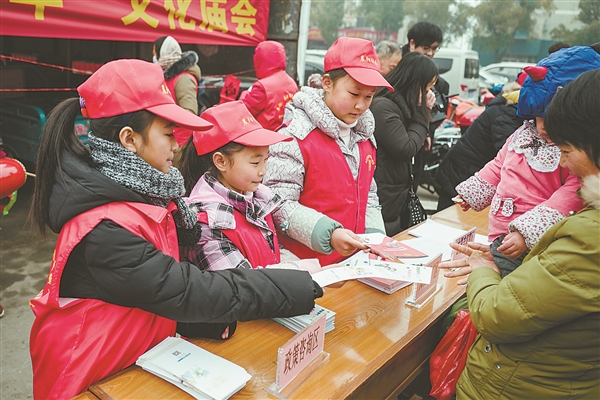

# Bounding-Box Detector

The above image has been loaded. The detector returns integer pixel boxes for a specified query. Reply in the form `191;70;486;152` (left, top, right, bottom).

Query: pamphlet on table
136;336;251;400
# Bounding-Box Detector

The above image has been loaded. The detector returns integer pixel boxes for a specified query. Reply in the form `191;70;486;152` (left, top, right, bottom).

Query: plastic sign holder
268;314;329;399
406;253;443;308
450;227;477;261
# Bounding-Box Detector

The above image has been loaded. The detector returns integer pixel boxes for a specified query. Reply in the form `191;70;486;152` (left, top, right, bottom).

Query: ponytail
176;138;245;196
28;98;90;236
28;98;156;236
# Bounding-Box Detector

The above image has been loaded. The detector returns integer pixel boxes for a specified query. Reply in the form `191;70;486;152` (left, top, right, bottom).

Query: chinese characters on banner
1;0;270;46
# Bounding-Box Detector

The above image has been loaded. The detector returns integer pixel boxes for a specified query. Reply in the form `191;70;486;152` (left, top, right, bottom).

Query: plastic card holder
406;253;443;308
268;314;330;399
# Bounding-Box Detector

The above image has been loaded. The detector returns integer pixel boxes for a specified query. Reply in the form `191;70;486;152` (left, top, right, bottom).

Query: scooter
419;96;483;194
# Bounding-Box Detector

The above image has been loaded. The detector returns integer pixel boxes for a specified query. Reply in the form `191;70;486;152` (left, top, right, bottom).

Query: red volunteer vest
166;72;198;146
198;210;280;268
279;129;376;264
30;202;179;400
255;70;297;130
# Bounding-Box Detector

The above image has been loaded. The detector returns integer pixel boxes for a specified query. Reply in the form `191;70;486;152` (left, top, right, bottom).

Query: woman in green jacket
440;69;600;399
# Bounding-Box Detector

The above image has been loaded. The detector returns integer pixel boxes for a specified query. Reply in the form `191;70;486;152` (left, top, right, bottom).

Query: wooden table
87;206;488;400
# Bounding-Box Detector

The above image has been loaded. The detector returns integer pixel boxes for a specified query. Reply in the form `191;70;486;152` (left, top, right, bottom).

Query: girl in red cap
28;60;323;400
264;37;392;265
178;100;323;273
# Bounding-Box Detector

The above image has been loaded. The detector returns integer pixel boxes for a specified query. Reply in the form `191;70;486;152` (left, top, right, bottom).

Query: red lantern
0;157;27;199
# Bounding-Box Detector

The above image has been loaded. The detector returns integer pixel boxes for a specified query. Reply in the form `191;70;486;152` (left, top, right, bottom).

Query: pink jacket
456;121;583;248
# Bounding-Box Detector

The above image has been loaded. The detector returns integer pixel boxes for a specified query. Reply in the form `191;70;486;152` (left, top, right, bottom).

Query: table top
89;206;489;400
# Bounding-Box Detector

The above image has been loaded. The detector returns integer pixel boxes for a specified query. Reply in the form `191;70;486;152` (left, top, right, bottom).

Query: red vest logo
366;154;375;171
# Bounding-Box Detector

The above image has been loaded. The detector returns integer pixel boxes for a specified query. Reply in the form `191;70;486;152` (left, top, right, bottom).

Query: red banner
0;0;270;46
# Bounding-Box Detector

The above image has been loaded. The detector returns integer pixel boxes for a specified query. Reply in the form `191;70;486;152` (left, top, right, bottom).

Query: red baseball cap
192;101;292;156
77;59;212;131
324;37;394;92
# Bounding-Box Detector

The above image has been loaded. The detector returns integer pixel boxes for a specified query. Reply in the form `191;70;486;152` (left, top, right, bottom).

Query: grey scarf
88;133;197;229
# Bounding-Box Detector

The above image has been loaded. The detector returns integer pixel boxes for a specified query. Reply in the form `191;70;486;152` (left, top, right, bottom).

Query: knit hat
517;46;600;119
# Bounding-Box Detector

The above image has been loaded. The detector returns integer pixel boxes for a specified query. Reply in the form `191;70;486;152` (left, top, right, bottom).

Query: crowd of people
24;22;599;399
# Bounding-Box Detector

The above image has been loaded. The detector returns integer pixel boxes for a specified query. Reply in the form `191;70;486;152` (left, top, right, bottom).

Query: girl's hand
497;231;527;258
330;228;367;256
439;242;499;285
221;325;230;340
452;195;471;211
425;89;436;109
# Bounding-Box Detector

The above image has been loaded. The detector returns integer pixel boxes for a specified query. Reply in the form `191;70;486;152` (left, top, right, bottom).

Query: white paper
408;219;490;257
312;262;432;287
136;337;251;400
356;232;386;245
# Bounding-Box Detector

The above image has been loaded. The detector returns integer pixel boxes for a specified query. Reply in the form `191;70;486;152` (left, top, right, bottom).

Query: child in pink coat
454;45;600;276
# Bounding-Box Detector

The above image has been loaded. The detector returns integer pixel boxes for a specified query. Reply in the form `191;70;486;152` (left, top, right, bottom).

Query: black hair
407;22;443;47
323;68;348;83
28;98;156;236
177;138;246;196
545;69;600;170
547;41;570;55
377;51;438;123
153;36;168;58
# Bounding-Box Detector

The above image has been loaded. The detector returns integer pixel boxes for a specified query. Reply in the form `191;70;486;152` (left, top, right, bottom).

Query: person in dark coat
370;52;438;236
435;82;523;211
401;21;450;190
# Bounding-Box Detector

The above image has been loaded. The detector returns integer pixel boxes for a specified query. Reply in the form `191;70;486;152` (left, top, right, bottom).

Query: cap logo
161;84;171;96
242;116;256;125
360;54;378;66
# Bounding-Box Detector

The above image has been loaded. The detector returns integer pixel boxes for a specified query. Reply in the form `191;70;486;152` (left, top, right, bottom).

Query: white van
433;48;480;101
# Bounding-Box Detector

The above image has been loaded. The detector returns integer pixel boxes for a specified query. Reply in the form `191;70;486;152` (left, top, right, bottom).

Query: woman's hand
452;195;471;211
439;242;500;285
330;228;367;256
423;136;432;151
497;231;527;258
425;89;436;109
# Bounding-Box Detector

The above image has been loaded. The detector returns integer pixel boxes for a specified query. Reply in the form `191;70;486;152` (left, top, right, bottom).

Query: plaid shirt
181;173;283;271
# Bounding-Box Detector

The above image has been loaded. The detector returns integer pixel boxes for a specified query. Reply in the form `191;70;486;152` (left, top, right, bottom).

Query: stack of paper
136;336;251;400
358;276;412;294
272;304;336;333
352;235;426;294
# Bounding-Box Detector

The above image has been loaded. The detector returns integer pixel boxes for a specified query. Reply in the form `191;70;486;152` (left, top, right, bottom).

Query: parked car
304;49;326;86
479;69;508;90
433;48;480;102
0;97;90;168
480;62;534;83
199;75;256;110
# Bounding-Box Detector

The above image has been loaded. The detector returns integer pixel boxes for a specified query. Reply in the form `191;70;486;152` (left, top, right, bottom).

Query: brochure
136;336;251;400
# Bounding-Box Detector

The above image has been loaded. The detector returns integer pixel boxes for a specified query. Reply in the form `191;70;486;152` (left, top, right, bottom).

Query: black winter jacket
371;92;429;236
435;95;523;204
53;151;322;338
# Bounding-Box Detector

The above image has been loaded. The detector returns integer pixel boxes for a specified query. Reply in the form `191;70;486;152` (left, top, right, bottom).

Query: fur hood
581;173;600;211
163;51;200;81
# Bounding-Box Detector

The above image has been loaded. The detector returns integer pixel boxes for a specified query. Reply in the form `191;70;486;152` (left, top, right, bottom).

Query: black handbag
407;186;427;227
406;164;427;227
